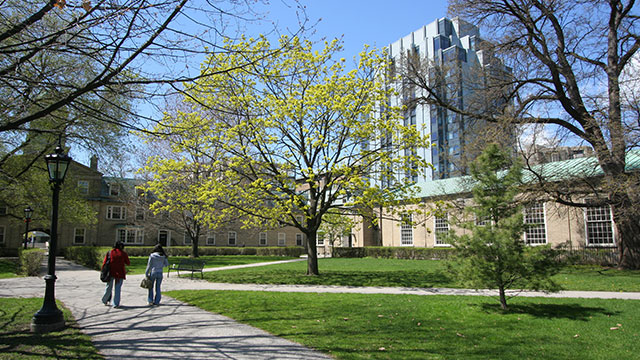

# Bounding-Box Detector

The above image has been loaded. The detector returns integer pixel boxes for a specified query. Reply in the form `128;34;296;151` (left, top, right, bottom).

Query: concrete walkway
1;258;639;359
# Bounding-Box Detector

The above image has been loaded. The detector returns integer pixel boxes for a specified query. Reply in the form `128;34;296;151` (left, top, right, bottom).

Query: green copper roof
413;150;640;199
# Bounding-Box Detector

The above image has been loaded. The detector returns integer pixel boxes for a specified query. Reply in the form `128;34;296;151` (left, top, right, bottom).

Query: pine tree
447;144;561;310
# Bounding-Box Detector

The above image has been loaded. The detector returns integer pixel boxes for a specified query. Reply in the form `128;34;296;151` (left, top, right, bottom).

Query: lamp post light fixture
23;206;33;249
31;144;71;333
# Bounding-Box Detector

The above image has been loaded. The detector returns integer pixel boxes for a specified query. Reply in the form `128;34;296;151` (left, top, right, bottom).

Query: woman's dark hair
152;244;167;257
113;241;125;250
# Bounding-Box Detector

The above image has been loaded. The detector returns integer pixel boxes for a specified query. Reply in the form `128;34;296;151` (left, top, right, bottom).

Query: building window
401;214;413;246
109;183;120;196
73;228;86;244
585;203;615;246
524;202;547;245
0;205;8;216
184;231;192;245
0;226;5;244
435;213;449;246
278;233;286;246
259;232;267;246
107;206;126;220
135;207;145;221
206;232;216;245
78;180;89;195
317;234;325;246
228;231;237;246
117;228;143;244
296;233;303;246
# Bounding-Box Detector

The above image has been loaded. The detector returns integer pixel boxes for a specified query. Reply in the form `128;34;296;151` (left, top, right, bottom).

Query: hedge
332;246;456;260
63;246;305;270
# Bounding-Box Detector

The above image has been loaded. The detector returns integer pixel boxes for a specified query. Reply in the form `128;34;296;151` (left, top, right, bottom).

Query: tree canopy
145;35;431;274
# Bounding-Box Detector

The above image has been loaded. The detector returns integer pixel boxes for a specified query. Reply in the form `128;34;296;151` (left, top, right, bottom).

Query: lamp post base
30;275;65;333
30;315;65;333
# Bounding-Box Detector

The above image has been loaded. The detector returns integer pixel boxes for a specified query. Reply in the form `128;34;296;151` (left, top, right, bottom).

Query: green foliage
63;246;304;269
63;246;106;270
169;290;640;360
332;246;455;260
447;144;562;309
19;248;46;276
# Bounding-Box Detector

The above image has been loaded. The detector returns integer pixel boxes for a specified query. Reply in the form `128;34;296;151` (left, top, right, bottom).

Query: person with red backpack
101;240;130;308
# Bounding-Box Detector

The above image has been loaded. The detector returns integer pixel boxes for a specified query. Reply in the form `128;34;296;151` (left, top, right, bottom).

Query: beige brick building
0;157;307;252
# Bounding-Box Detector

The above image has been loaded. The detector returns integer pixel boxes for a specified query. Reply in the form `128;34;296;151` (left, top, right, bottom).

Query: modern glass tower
386;17;512;181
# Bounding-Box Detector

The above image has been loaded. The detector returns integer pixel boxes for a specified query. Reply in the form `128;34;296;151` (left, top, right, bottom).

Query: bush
19;249;46;276
63;245;304;261
332;247;455;260
63;246;109;270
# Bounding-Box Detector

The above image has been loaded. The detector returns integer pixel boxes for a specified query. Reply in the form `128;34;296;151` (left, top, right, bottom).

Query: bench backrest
176;259;205;269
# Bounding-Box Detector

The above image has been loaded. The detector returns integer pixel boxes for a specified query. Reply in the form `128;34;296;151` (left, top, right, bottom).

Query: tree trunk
611;197;640;270
306;230;319;276
191;224;200;258
498;286;508;310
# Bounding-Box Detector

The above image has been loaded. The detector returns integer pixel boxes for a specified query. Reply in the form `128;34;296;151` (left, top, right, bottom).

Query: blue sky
255;0;450;59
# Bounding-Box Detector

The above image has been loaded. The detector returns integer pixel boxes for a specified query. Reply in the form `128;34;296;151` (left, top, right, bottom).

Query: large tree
148;36;431;275
1;0;299;221
407;1;640;269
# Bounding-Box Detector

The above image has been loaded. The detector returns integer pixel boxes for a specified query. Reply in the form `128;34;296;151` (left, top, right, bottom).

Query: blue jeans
102;278;123;307
148;272;163;305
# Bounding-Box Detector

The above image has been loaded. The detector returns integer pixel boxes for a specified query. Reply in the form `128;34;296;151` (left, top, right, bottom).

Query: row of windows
66;228;304;247
399;202;615;247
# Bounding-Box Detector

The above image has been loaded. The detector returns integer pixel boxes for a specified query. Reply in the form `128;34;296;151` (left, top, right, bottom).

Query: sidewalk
1;258;639;359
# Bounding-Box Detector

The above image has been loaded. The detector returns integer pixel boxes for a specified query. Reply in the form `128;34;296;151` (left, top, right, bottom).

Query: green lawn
0;258;20;279
0;298;103;359
125;255;297;275
168;289;640;360
200;258;640;292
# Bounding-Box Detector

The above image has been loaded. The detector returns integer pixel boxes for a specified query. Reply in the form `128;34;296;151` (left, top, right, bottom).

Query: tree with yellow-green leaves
145;36;431;275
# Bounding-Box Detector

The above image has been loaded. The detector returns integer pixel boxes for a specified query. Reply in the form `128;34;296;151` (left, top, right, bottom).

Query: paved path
1;258;639;360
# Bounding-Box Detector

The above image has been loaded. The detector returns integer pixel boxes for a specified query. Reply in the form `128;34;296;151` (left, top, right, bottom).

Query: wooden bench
167;259;205;279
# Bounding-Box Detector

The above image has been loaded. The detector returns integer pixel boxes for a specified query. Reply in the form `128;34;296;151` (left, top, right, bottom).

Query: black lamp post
31;144;71;333
23;206;33;249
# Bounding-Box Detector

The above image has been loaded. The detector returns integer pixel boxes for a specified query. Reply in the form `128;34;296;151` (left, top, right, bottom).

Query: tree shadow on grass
205;269;456;288
479;302;618;320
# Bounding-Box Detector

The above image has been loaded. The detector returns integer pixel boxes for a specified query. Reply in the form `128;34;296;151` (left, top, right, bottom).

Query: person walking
101;241;130;308
145;244;169;306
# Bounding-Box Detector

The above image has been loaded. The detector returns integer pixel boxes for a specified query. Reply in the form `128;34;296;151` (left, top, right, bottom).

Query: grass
0;298;103;359
125;255;297;275
200;258;640;292
167;289;640;360
0;258;20;279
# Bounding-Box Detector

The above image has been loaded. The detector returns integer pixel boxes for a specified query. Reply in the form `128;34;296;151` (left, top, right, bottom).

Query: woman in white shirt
145;244;169;305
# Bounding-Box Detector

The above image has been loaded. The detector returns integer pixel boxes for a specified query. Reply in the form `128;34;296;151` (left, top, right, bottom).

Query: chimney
90;155;98;171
